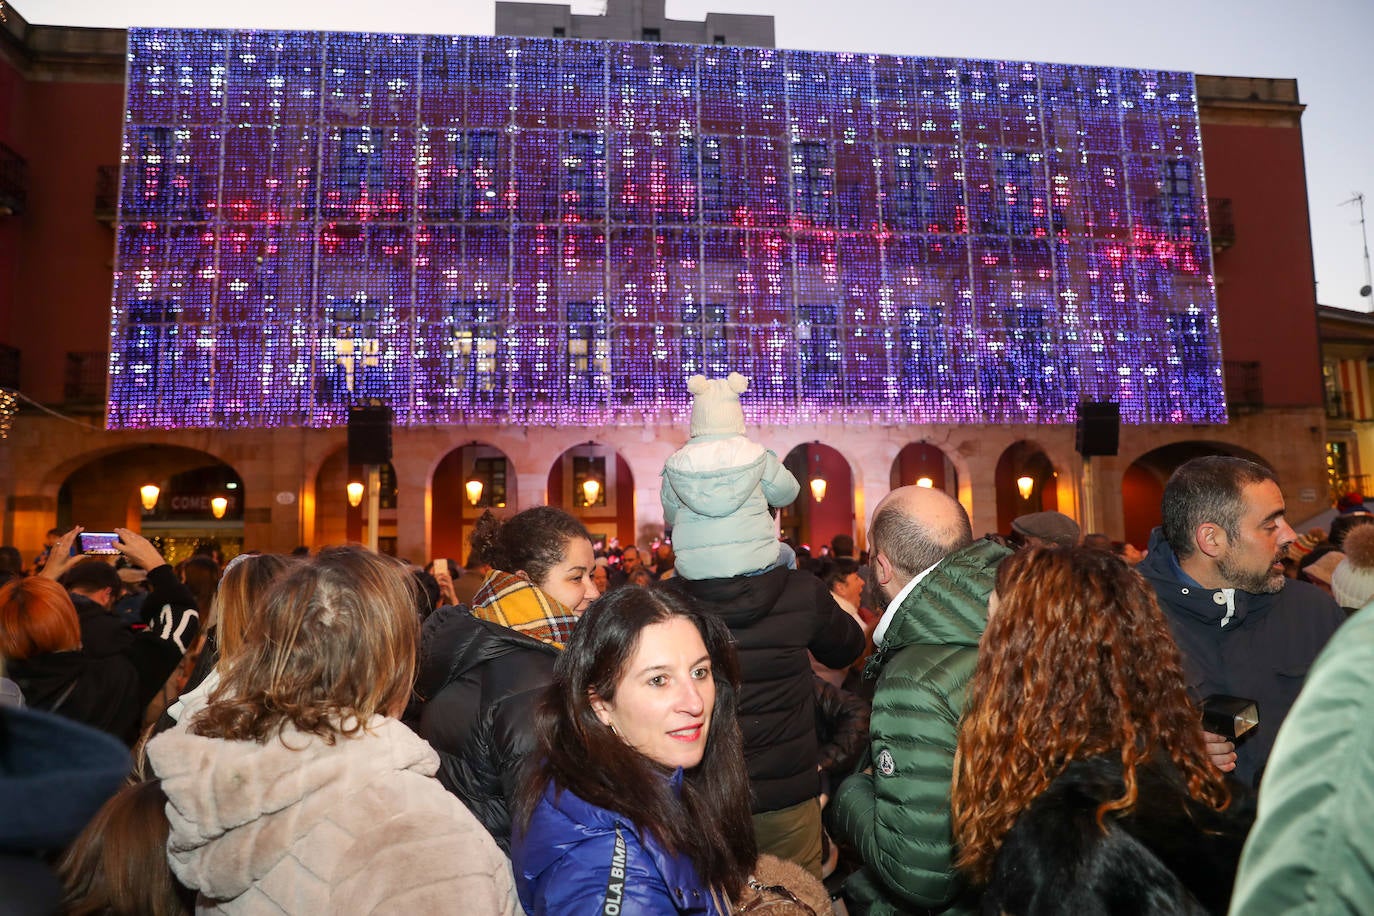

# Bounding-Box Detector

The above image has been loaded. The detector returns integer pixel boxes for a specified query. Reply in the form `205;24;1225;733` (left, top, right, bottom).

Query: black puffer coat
671;566;864;813
413;604;558;850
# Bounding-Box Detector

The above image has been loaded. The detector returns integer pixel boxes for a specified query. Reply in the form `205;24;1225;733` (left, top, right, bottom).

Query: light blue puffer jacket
661;435;799;581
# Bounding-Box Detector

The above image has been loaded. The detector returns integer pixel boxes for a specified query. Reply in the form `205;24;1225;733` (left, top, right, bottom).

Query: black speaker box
348;404;393;466
1075;402;1120;457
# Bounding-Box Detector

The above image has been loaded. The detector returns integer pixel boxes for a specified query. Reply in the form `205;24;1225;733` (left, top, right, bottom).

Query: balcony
95;165;119;224
1208;197;1235;252
0;144;28;217
64;351;107;404
1224;360;1262;414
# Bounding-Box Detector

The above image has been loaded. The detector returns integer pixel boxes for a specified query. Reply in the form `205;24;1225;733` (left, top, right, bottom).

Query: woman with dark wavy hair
951;546;1252;915
512;585;756;914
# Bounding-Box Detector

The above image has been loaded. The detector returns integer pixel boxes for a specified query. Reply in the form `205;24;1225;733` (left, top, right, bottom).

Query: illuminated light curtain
109;31;1225;430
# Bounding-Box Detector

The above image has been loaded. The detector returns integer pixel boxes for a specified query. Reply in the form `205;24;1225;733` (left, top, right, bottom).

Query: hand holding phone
78;532;121;555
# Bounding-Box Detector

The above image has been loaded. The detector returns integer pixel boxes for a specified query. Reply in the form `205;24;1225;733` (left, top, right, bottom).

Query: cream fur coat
147;716;522;915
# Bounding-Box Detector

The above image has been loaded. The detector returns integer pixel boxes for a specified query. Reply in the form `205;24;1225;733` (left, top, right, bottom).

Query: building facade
0;5;1331;563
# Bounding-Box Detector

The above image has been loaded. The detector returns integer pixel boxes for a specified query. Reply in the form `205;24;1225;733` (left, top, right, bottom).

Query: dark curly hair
468;507;591;583
951;546;1230;883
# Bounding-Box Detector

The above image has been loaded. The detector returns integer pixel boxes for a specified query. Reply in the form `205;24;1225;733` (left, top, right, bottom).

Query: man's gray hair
1162;455;1277;560
871;498;973;578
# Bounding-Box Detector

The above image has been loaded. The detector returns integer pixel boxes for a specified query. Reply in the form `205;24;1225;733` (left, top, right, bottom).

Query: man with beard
830;486;1010;915
1137;456;1346;788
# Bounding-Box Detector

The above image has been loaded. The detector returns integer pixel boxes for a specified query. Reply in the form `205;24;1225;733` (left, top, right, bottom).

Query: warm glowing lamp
1016;475;1035;500
140;483;160;511
210;496;228;519
916;476;934;489
581;477;602;507
465;478;484;506
810;476;828;502
346;481;364;507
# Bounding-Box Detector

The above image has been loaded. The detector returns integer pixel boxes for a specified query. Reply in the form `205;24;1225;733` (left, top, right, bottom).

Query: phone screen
79;532;121;555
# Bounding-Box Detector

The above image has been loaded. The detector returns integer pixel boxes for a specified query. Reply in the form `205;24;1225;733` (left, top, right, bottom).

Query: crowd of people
3;374;1373;915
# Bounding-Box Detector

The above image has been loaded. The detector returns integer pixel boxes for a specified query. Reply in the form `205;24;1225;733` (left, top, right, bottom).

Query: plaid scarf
470;569;580;649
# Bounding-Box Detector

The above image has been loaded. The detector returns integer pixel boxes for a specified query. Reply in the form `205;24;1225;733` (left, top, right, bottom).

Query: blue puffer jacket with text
512;772;727;916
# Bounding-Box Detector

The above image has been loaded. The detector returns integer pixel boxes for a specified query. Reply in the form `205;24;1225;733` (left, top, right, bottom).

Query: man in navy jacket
1137;456;1345;787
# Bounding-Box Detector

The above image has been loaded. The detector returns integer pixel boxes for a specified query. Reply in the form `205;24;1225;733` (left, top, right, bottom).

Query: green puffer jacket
1228;601;1371;915
831;538;1009;916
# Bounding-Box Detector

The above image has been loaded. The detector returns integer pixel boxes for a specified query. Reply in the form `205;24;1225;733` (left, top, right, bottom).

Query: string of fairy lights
107;29;1225;430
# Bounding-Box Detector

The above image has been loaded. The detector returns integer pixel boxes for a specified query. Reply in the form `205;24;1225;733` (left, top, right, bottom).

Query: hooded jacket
513;773;726;916
414;603;559;850
831;537;1010;916
147;716;521;915
1136;528;1345;786
671;565;863;813
661;436;799;580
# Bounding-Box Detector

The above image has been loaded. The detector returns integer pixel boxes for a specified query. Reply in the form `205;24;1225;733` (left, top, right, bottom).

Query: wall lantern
140;483;160;511
210;496;228;519
346;480;364;508
916;476;934;489
1016;475;1035;500
581;477;602;507
465;478;484;506
809;475;828;503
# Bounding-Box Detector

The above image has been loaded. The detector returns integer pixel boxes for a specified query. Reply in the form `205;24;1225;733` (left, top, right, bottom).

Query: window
898;305;944;385
1160;158;1196;236
641;28;661;42
459;130;501;218
887;144;935;228
567;300;611;391
449;299;502;394
120;301;179;391
553;27;566;38
713;35;727;45
697;137;725;220
798;302;841;389
336;127;385;198
997;151;1039;236
470;456;508;508
565;132;606;218
681;303;730;377
320;298;383;401
792;140;833;222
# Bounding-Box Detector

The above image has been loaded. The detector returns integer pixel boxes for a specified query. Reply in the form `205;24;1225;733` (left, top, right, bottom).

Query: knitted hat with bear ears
688;373;748;438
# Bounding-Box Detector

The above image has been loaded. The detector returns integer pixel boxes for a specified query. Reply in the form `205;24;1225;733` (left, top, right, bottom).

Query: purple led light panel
109;30;1225;428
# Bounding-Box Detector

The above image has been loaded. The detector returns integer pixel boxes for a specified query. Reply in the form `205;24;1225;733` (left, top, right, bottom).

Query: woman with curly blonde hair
952;546;1252;915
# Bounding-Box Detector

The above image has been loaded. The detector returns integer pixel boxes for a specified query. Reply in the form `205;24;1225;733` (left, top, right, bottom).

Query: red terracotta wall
0;54;27;344
1122;463;1165;550
10;79;123;400
1202;120;1323;406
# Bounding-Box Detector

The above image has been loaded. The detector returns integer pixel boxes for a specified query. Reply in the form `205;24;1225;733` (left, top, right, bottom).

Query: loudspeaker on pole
347;404;393;466
1075;402;1120;457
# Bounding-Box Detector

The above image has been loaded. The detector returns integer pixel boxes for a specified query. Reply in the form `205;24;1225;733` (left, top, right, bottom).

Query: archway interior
780;443;852;555
890;443;959;494
58;446;244;563
547;444;636;549
433;444;515;564
314;449;398;555
994;441;1058;535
